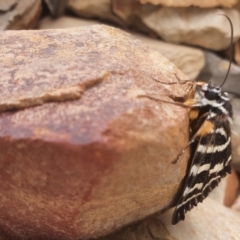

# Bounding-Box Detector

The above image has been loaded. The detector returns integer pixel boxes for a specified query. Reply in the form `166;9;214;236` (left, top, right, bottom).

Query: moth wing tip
171;207;185;225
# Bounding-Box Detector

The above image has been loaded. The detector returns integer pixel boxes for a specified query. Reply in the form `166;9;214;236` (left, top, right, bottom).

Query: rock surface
39;16;205;80
139;0;239;8
142;7;240;50
0;25;189;240
0;0;41;30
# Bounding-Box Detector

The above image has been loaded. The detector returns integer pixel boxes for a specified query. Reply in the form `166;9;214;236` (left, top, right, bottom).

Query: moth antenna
219;14;234;88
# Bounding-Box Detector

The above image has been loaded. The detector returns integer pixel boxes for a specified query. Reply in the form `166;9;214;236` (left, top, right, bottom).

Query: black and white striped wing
171;117;232;225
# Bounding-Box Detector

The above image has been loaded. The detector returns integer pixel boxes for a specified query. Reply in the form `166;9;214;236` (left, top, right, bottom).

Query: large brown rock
0;25;189;239
38;16;205;79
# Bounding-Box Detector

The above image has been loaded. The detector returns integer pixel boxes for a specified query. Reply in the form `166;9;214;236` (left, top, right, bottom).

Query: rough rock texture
39;16;205;79
0;25;189;240
0;0;42;30
142;7;240;51
139;0;239;8
100;198;240;240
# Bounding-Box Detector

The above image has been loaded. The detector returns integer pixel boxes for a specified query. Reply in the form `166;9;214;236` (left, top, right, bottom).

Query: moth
139;14;234;224
171;14;234;224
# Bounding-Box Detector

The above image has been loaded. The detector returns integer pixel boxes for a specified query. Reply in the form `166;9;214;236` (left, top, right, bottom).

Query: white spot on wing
183;183;203;197
226;155;232;165
208;112;216;119
190;163;211;176
198;137;230;154
209;162;224;175
190;165;198;176
215;128;227;139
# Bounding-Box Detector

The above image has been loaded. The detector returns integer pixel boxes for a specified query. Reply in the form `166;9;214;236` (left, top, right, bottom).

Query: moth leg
152;74;193;85
172;138;196;164
137;95;192;108
152;78;191;85
171;127;206;164
174;74;192;83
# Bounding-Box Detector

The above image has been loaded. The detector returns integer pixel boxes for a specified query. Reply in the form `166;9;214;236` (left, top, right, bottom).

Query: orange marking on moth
195;120;214;137
189;109;199;120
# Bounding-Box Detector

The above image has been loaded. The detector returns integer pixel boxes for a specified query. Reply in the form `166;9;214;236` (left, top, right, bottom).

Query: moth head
201;84;221;101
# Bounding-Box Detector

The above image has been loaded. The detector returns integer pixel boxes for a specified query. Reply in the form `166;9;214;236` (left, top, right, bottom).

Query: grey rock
198;51;240;96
